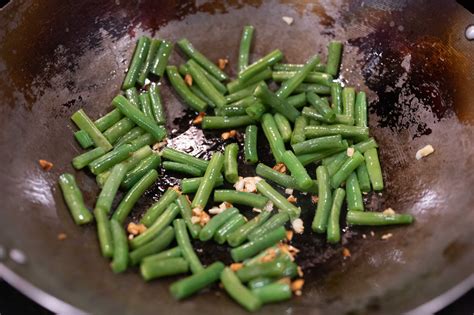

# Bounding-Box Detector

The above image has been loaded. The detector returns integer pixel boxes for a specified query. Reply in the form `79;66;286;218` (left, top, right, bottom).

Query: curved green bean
327;188;345;244
58;173;94;225
140;257;189;281
238;25;255;72
312;165;332;233
94;207;113;258
95;164;127;214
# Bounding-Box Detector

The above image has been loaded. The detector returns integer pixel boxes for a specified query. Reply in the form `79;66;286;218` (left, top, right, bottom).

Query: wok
0;0;473;314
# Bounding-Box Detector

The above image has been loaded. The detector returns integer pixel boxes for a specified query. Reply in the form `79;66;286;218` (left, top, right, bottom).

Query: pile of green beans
58;26;414;313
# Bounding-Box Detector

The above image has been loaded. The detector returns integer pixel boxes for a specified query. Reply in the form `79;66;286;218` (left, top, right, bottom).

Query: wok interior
0;1;473;314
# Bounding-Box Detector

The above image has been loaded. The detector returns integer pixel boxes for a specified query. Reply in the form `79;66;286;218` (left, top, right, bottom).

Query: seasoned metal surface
0;0;473;314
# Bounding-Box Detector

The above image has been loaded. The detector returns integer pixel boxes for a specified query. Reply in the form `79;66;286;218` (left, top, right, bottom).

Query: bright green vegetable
214;190;269;209
221;268;262;312
180;175;224;194
238;25;255;72
227;68;273;94
239;49;283;83
129;226;175;265
71;109;112;151
149;83;166;124
187;59;227;108
95;164;127;214
346;172;364;211
175;194;202;239
214;214;246;245
227;210;272;247
199;207;239;241
140;188;180;227
140;257;189;281
224;143;239;183
281;150;313;190
305;124;369;140
331;82;343;114
121;153;161;190
364;148;384;191
74;130;94;149
254;82;300;123
312;165;332;233
255;163;318;194
327;188;345;244
137;39;161;86
248;212;289;241
72;147;107;170
122;36;150;90
191;151;224;210
356;163;371;192
142;246;181;263
138;92;154;121
166;66;207;112
326;41;343;76
256;180;301;219
275;54;320;99
331;151;365;189
273;113;292;143
174;219;204;274
252;283;292;304
291;135;344;155
244;125;259;164
347;211;414;226
89;144;134;175
261;113;286;163
94;207;113;258
201;115;256;129
354;91;367;127
290;116;308;145
115;127;145;147
163;161;203;177
110;219;129;273
307;91;335;122
161;147;209;171
58;173;94;225
150;40;173;77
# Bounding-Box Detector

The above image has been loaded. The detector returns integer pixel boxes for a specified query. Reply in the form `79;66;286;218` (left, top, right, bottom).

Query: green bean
140;188;180;227
346;172;364;211
305;125;369;140
190;84;217;108
248;212;289;241
143;246;181;263
129;226;175;265
227;67;273;94
179;63;228;95
129;133;155;150
103;117;135;144
273;113;292;143
161;147;209;171
215;104;247;117
356;163;371;192
170;261;225;300
256;180;301;220
364;148;384;191
221;268;262;312
282;150;313;190
293;83;331;95
326;152;349;177
248;277;273;290
353;137;378;153
150;40;173;77
187;59;227;108
327;188;345;244
199;207;239;241
252;283;292;304
95;164;127;214
342;87;355;125
291;135;344;155
230;226;286;261
229;95;258;108
290;116;307;145
243;246;282;266
346;211;414;226
95;109;124;131
331;151;365;189
244;125;259;164
74;130;94;149
223;143;239;183
354;91;367;127
239;49;282;83
272;70;332;86
148;83;166;124
89;144;134;175
255;163;318;194
245;101;267;120
201;115;255;129
309;118;321;126
130;203;180;249
115;127;145;147
140;257;189;281
58;173;94;225
137;39;162;86
273;62;325;72
125;87;141;108
254;82;300;122
214;214;246;244
275;54;320;99
72;147;106;170
287;92;307;109
191;151;224;210
326;41;343;76
174;219;204;273
122;36;150;90
261;113;286;163
175;194;202;239
166;66;207;112
110;219;129;273
214;190;269;209
296;145;348;166
94;207;113;258
235;259;287;282
227;210;272;247
71;109;112;151
307;91;336;122
312;165;332;233
180;175;224;194
331;82;343;114
138;92;154;121
225;83;259;104
121;154;161;190
333;114;354;125
238;25;255;72
163;161;203;177
301;106;334;124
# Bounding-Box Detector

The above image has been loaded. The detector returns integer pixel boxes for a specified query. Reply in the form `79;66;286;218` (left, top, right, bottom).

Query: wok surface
0;0;473;314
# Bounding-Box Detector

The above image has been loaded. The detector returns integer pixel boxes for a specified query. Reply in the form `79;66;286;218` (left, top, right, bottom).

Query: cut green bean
261;113;286;163
235;259;287;282
129;133;155;150
312;165;332;233
138;92;154;121
227;210;272;247
110;219;129;273
199;207;239;241
201;115;255;129
190;84;217;108
225;83;259;104
103;117;135;144
273;113;292;143
326;41;343;76
72;147;107;170
174;219;204;274
163;161;203;177
179;63;228;95
180;175;224;194
115;127;145;148
255;163;318;194
175;194;202;239
326;152;349;177
334;114;354;125
301;106;334;124
245;101;267;120
221;268;262;312
121;154;161;190
239;49;282;83
346;172;364;211
122;36;150;90
94;207;113;258
364;148;384;191
287;92;307;109
125;87;141;108
296;145;348;166
58;173;94;225
238;25;255;72
248;277;273;290
95;109;124;131
141;188;180;227
140;257;189;281
291;135;343;155
95;164;127;214
244;125;259;164
342;87;355;125
129;226;175;265
290;116;307;145
254;82;300;122
356;163;371;192
89;144;134;175
307;91;335;122
187;59;226;108
305;125;369;140
273;70;332;86
227;67;273;94
137;39;162;86
353;137;378;153
327;188;345;244
148;83;166;124
224;144;239;183
275;54;320;99
331;82;343;114
294;83;331;95
74;130;94;149
214;190;269;209
331;151;365;189
214;214;246;245
347;211;414;226
215;104;247;117
354;91;367;127
143;246;181;263
150;40;173;77
166;66;207;112
256;180;301;220
282;150;313;190
161;147;209;171
248;212;289;241
252;283;292;304
191;151;224;210
71;109;112;151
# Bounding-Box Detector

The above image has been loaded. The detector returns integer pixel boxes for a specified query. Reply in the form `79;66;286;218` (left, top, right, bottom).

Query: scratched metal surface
0;0;473;314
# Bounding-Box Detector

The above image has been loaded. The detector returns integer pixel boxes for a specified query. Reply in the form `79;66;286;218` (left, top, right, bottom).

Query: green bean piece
364;148;384;191
227;210;272;247
239;49;282;83
305;125;369;140
282;150;313;190
244;125;259;164
312;165;333;233
110;219;129;273
179;63;228;95
273;70;332;86
225;83;259;104
274;54;320;99
124;87;141;108
238;25;255;72
137;39;162;86
221;268;262;311
248;277;273;290
261;113;286;163
302;106;334;124
115;127;145;148
190;84;217;108
254;82;300;123
224;144;239;184
294;83;331;95
187;59;226;108
331;151;365;189
199;207;239;241
191;152;224;210
346;172;364;211
307;91;336;122
174;219;204;274
273;113;292;143
273;61;325;71
89;144;134;175
161;147;209;171
215;104;247;117
290;116;307;145
58;173;94;225
235;259;287;282
287;92;307;109
103;117;135;144
143;246;181;263
245;101;267;120
150;40;173;77
353;137;378;153
122;36;150;90
163;161;203;177
327;188;346;244
180;175;224;194
230;226;286;261
347;211;414;226
95;109;124;131
148;83;166;124
74;130;94;149
121;154;161;190
291;135;344;156
327;152;349;177
256;180;301;220
356;163;371;192
129;226;175;265
255;163;318;194
72;147;106;170
129;133;155;150
354;91;367;127
201;115;256;129
248;212;289;241
252;283;292;304
296;146;348;166
227;67;273;94
170;261;225;300
140;257;189;281
138;92;154;121
141;188;180;227
341;87;355;125
130;203;180;249
71;109;113;151
331;82;343;114
214;190;269;209
243;245;282;266
326;41;343;76
166;66;207;112
94;207;114;258
175;194;202;239
95;164;127;214
214;214;246;245
333;114;354;125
